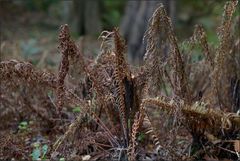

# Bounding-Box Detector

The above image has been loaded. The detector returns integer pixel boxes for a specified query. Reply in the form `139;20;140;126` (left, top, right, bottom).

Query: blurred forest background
0;0;239;67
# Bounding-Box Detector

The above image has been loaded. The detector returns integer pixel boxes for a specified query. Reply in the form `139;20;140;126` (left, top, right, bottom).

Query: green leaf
128;119;131;129
137;132;145;142
31;147;41;160
42;144;48;157
33;142;40;148
20;121;28;126
47;91;53;97
72;106;81;113
59;158;65;161
18;121;28;130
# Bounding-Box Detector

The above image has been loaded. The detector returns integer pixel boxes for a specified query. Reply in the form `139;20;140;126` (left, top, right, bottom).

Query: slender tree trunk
66;0;102;36
84;1;102;35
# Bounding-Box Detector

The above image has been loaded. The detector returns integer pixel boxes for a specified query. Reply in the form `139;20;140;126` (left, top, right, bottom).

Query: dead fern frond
211;1;238;109
144;4;191;103
113;28;130;78
112;28;131;147
146;97;240;133
183;102;240;132
53;112;85;152
0;59;57;88
192;24;213;67
143;97;175;112
52;99;120;155
143;4;168;93
128;112;141;161
143;115;162;152
1;1;239;160
165;16;191;103
57;24;71;111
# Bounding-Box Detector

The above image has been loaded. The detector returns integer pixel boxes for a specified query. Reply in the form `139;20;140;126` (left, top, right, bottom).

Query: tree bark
66;0;102;36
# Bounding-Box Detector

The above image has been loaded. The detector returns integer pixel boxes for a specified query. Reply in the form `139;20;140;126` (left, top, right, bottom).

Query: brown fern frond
165;18;190;104
52;108;116;155
143;97;175;113
99;30;115;55
144;115;162;151
113;28;130;79
143;4;174;98
87;65;118;132
144;4;190;103
68;37;87;83
128;90;149;161
0;59;57;88
113;66;128;147
87;107;120;147
193;24;213;67
57;24;90;111
53;112;85;152
143;97;240;133
112;28;131;147
181;25;213;101
143;4;168;92
64;81;119;148
56;24;71;111
0;60;58;126
53;95;120;153
128;112;141;161
91;33;122;133
211;1;238;109
143;109;181;160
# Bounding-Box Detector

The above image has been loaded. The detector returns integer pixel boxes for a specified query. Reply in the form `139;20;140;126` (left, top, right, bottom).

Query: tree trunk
66;0;102;36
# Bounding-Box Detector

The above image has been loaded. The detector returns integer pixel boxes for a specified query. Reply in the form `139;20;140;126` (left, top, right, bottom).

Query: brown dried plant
0;1;240;161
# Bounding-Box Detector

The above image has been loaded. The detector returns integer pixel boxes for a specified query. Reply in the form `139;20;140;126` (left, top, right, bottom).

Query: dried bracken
0;1;239;161
192;24;213;67
144;4;191;103
56;24;71;111
0;60;57;88
211;1;239;109
128;112;141;161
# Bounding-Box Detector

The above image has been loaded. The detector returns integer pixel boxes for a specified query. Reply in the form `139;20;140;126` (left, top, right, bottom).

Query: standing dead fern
1;1;239;160
113;28;131;147
211;1;238;109
56;24;71;112
144;5;191;103
193;24;213;67
128;112;141;161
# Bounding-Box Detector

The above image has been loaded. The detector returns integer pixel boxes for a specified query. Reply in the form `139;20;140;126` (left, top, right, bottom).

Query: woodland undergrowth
0;1;240;161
